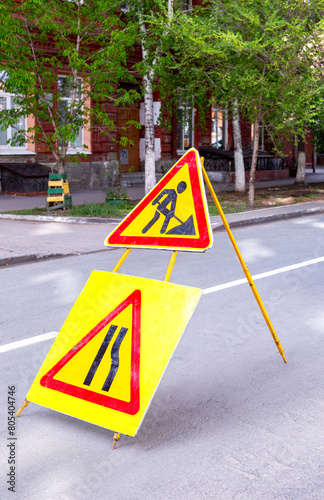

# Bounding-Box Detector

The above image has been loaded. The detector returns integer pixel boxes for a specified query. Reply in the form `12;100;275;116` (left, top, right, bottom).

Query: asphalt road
1;215;324;499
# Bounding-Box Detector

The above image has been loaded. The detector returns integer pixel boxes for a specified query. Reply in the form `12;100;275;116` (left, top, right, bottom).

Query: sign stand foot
111;432;121;450
15;399;30;417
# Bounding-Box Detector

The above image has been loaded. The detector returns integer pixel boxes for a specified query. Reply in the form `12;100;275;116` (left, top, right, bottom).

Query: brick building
0;1;316;194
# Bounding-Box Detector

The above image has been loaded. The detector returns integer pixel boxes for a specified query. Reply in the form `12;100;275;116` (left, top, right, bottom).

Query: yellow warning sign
26;271;202;436
106;148;213;252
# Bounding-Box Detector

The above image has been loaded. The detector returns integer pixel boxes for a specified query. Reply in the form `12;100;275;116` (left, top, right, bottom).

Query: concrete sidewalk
1;168;324;267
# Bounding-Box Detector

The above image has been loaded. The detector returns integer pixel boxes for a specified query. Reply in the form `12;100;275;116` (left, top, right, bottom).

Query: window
58;76;83;150
177;96;194;153
0;70;9;82
211;107;227;150
0;94;26;150
178;0;192;11
251;123;265;151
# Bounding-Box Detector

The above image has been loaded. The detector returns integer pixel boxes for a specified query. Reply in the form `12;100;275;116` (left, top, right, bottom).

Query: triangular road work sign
26;271;202;436
40;290;141;415
105;148;213;252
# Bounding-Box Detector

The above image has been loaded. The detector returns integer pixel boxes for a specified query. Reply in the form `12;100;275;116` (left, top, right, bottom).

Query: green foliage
149;0;324;144
141;0;324;204
311;120;324;154
0;0;139;171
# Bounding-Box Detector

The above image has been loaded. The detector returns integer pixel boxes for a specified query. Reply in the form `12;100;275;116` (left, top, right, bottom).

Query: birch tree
154;0;324;206
138;16;157;194
127;0;178;195
232;101;245;192
150;2;251;194
296;138;307;185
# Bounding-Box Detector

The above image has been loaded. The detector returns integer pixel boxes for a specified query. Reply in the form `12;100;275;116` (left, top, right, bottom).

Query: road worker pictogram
142;181;195;236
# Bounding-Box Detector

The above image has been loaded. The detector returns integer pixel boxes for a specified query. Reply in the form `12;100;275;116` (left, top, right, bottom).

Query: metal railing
204;155;295;172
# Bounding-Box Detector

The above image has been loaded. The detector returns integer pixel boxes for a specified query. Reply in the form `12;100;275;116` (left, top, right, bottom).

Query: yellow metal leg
110;247;177;448
15;399;30;417
111;432;121;450
112;248;132;273
164;251;178;282
202;163;287;363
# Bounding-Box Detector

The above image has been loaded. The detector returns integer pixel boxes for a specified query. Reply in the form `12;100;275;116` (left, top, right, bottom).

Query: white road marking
1;256;324;354
0;331;58;354
202;255;324;295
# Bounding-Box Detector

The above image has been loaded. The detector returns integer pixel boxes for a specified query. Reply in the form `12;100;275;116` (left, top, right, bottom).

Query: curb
210;204;324;231
0;247;118;268
0;252;77;268
0;214;121;224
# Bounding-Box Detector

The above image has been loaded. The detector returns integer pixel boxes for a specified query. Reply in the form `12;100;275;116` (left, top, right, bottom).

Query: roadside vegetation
4;183;324;219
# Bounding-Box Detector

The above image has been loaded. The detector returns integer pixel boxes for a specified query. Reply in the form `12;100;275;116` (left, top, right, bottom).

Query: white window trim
224;115;228;150
0;92;29;153
58;75;86;155
0;149;35;155
211;107;228;150
177;104;194;155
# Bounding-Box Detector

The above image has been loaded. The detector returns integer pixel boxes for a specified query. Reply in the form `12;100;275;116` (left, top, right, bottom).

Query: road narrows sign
26;271;202;436
40;289;141;415
105;148;213;252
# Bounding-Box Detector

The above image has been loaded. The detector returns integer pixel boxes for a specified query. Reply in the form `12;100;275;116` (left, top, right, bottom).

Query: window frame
179;0;192;11
211;107;227;150
0;92;28;153
177;97;194;154
251;123;265;151
58;75;84;154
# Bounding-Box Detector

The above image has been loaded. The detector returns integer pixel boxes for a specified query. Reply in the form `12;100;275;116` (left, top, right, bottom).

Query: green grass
6;201;247;218
7;207;45;216
207;203;247;216
5;201;136;218
67;202;134;217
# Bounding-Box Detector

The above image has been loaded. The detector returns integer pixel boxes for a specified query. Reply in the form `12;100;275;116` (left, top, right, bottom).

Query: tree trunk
248;119;260;208
139;18;157;196
295;137;306;184
232;101;245;192
57;159;65;175
143;69;156;195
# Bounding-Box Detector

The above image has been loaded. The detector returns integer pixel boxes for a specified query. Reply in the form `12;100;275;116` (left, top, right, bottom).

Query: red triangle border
40;290;141;415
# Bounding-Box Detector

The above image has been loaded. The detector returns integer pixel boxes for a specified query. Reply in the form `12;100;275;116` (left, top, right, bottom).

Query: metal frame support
201;161;287;363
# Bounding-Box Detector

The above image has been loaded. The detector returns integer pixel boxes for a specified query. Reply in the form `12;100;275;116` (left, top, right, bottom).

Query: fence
204;155;296;172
